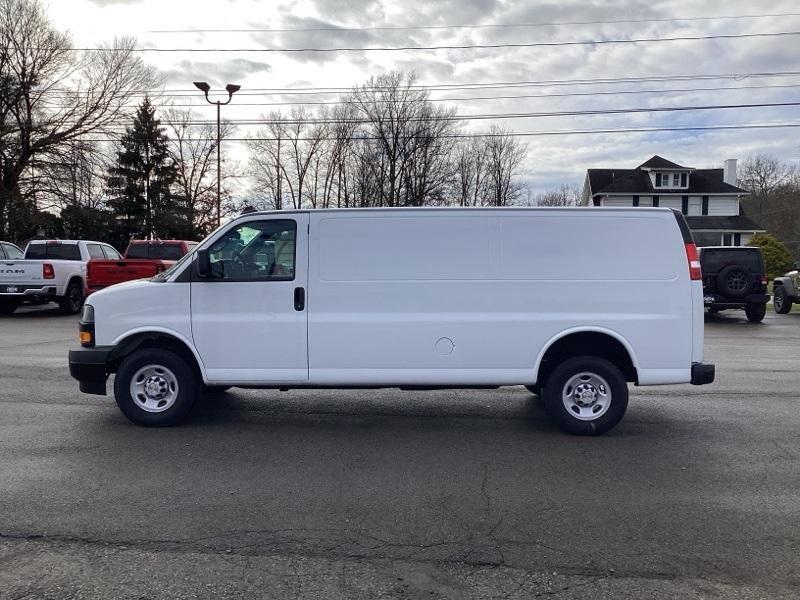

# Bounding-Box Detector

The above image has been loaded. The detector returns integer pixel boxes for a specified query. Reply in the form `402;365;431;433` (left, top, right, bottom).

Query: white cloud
45;0;800;195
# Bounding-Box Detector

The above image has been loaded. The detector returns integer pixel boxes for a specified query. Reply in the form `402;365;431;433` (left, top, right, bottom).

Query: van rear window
25;243;81;261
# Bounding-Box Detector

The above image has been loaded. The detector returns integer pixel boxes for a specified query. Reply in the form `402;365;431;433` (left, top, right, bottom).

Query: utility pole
193;81;241;227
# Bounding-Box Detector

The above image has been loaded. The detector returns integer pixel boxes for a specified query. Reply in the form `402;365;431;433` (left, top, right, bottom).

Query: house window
680;173;687;187
687;197;702;216
722;233;733;246
655;173;662;187
672;173;680;186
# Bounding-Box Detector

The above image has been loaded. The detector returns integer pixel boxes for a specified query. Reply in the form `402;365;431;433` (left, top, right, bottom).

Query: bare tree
164;107;236;234
483;127;527;207
534;183;580;207
0;0;157;240
349;71;458;207
738;154;797;197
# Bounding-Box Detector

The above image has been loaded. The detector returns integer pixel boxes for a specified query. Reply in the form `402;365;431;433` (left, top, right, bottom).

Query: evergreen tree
107;98;190;244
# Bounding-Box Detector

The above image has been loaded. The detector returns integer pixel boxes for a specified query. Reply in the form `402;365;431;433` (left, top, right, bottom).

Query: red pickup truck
86;240;197;295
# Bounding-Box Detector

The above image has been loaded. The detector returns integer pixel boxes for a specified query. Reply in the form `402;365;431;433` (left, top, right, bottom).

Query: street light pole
193;81;241;228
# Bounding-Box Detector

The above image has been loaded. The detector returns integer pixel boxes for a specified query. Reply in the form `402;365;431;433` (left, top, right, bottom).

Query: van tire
114;348;198;426
773;286;792;314
58;280;84;315
745;303;766;323
542;356;628;436
0;299;19;315
525;385;541;396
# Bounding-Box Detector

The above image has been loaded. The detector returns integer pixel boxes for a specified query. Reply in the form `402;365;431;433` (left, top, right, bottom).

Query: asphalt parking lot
1;305;799;599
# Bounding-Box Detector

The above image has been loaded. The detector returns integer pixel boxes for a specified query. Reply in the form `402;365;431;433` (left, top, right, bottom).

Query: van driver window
207;219;296;281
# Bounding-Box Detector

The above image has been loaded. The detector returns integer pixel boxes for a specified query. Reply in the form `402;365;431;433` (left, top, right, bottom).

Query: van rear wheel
114;348;198;426
543;356;628;436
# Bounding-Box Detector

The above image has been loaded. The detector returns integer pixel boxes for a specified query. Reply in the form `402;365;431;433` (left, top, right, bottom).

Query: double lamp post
193;81;241;228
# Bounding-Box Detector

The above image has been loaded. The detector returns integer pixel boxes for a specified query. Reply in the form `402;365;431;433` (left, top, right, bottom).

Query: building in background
581;155;763;246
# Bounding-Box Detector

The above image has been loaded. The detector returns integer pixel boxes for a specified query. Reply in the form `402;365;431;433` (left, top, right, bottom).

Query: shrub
747;233;795;279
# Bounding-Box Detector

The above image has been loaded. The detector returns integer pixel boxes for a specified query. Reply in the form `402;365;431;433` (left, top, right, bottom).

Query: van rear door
190;214;309;383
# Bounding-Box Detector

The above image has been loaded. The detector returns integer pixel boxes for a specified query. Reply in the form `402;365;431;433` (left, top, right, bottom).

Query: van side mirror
196;249;210;278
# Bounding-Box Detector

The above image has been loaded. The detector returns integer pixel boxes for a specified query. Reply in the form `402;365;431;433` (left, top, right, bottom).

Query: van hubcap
562;372;611;421
130;365;179;413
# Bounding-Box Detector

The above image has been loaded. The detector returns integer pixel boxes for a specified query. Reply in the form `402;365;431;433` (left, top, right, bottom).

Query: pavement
1;304;799;599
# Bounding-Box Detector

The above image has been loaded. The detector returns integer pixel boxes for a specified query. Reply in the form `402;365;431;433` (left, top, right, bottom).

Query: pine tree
107;98;190;244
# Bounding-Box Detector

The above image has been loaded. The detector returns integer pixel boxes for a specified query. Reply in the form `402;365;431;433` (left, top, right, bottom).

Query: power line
133;83;800;108
143;12;800;33
36;100;800;129
66;122;800;142
69;30;800;53
33;70;800;98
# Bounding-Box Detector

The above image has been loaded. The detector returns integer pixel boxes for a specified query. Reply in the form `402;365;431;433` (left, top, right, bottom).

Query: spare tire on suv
716;264;753;299
699;246;770;322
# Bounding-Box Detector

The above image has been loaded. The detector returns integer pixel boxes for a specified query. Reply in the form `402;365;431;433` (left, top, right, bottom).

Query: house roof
587;165;749;196
637;155;692;170
684;214;764;231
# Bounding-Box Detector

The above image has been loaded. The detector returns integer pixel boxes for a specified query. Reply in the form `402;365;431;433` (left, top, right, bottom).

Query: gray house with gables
580;155;763;246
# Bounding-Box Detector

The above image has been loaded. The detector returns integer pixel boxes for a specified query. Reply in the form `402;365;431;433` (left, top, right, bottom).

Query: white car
69;207;714;435
0;239;120;315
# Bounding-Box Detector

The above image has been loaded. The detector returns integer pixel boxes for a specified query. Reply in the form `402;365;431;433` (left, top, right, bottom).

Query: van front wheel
543;356;628;436
114;348;198;426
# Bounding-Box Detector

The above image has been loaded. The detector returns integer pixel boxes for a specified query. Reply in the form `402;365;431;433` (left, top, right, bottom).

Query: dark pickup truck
86;240;197;295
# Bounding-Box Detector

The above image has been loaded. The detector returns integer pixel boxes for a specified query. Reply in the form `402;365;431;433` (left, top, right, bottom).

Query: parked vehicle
69;207;714;435
0;240;118;315
86;240;197;295
773;263;800;314
0;241;24;260
698;246;770;322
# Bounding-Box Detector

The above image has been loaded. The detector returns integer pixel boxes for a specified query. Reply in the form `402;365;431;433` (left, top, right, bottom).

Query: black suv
699;246;770;322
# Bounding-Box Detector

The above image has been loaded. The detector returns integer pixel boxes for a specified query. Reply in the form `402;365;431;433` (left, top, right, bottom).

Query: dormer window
654;171;689;188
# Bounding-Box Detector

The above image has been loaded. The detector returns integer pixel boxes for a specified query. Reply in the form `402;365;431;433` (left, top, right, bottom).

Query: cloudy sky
47;0;800;198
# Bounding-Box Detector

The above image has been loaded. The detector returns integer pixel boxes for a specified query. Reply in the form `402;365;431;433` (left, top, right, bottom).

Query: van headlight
79;304;95;347
81;304;94;323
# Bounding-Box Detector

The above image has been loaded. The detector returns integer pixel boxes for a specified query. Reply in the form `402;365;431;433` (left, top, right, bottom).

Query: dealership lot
1;307;799;599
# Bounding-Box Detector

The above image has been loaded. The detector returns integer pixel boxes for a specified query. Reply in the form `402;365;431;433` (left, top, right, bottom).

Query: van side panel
307;210;693;386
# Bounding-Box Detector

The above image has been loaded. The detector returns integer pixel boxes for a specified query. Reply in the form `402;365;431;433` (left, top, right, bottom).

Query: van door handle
294;287;305;311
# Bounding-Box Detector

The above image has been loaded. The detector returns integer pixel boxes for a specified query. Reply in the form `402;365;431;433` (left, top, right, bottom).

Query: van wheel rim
775;293;783;310
562;372;611;421
130;364;179;413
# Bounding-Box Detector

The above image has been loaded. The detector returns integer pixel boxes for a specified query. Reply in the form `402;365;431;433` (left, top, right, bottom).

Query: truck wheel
114;348;198;426
773;286;792;314
524;385;541;396
0;299;19;315
58;281;84;315
542;356;628;436
745;303;767;323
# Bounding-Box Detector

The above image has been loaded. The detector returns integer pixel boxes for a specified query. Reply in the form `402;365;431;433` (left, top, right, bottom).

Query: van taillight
685;243;702;281
43;263;55;279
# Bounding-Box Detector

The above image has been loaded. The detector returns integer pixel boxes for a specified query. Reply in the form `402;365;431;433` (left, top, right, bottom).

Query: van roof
234;206;677;220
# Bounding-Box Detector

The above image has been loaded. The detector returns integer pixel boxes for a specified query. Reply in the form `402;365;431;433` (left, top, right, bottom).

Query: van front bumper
68;346;113;395
691;362;715;385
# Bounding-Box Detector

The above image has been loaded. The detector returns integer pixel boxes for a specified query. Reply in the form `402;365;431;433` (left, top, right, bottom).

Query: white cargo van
69;208;714;435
